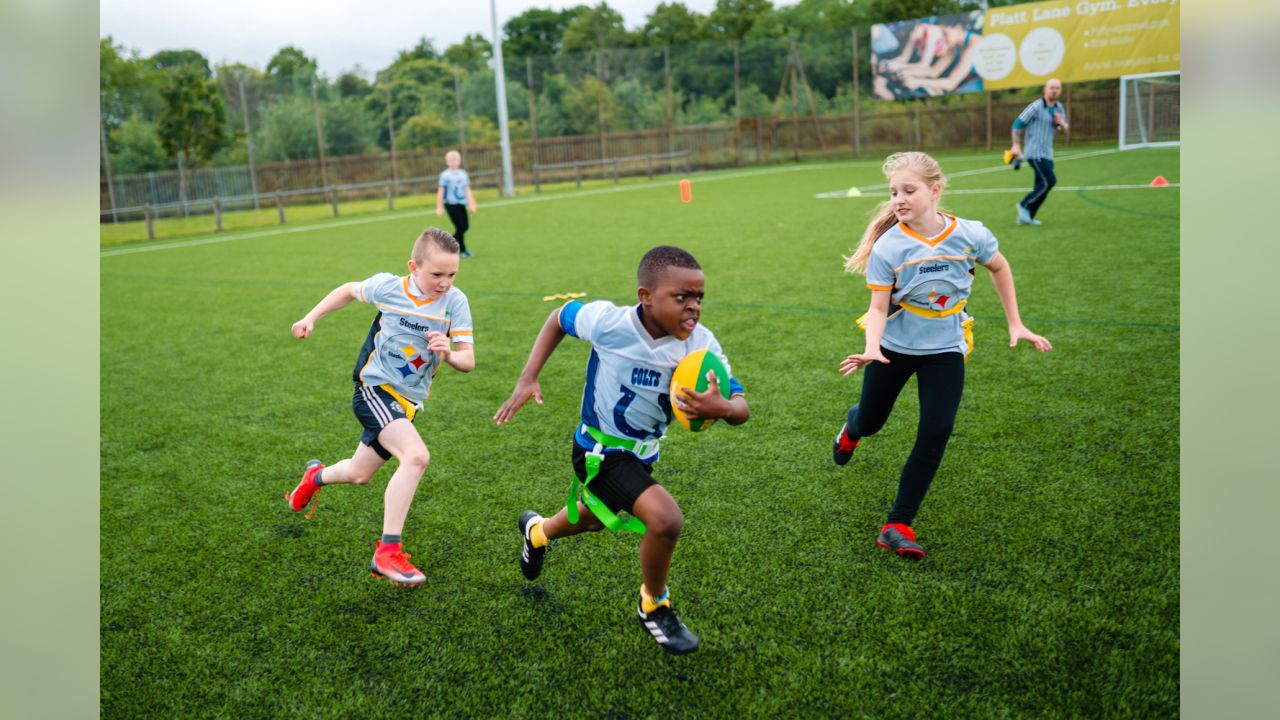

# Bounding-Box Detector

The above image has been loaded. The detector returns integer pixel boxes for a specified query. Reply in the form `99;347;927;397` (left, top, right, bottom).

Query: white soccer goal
1119;71;1180;150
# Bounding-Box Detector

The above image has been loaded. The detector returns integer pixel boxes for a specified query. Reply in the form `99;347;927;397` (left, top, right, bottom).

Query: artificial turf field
101;146;1179;717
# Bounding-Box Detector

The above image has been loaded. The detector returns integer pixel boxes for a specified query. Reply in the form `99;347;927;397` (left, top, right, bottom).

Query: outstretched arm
840;289;893;375
983;252;1053;351
494;308;568;424
291;282;361;339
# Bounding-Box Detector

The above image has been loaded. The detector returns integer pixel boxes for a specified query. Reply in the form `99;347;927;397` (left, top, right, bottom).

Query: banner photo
979;0;1179;90
871;11;986;101
870;0;1180;99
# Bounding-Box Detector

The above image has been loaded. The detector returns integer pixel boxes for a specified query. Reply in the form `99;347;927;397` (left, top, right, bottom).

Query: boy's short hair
637;245;701;288
413;227;460;264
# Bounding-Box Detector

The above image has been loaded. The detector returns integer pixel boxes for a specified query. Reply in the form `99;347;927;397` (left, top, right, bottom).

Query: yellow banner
978;0;1180;89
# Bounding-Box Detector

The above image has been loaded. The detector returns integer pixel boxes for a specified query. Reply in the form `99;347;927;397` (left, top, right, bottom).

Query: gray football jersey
351;273;473;405
866;214;999;356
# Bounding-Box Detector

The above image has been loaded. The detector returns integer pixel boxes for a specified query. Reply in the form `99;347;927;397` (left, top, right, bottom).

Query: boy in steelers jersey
287;228;475;586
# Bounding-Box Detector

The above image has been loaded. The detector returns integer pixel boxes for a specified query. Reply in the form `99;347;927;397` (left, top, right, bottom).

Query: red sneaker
285;460;324;518
370;541;426;587
833;423;860;466
877;523;925;560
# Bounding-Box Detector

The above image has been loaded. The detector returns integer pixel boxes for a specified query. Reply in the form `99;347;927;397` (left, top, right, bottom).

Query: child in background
833;152;1051;560
436;150;478;258
286;228;475;586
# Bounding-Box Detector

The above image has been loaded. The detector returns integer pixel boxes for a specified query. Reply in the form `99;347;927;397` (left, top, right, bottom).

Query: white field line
101;163;848;258
823;147;1124;198
816;182;1179;199
101;150;1108;258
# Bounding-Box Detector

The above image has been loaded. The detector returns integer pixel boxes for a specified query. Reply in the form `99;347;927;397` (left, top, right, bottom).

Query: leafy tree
149;48;212;78
394;37;439;64
100;37;163;131
561;3;632;54
640;3;708;47
255;97;318;161
503;7;586;59
443;34;492;67
777;0;865;34
335;70;372;99
708;0;777;40
156;67;229;166
564;75;617;134
266;46;317;96
397;112;451;150
111;114;167;174
323;97;379;156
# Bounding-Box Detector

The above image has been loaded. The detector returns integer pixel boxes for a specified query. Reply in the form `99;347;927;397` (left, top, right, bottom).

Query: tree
640;3;708;47
266;46;317;96
150;49;212;78
561;3;632;54
323;98;379;156
255;98;319;161
397;112;451;150
777;0;865;34
443;34;492;67
111;115;167;174
394;37;439;65
156;67;229;207
101;37;163;131
335;70;372;99
503;7;584;59
708;0;776;39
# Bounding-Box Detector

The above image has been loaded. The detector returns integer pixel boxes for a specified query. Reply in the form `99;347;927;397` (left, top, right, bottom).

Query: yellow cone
845;187;862;198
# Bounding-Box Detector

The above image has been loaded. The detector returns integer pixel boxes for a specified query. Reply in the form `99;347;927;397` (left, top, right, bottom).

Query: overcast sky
101;1;721;77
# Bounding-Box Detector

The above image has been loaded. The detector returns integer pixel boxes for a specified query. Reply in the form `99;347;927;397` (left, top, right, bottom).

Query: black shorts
352;383;415;460
572;441;657;515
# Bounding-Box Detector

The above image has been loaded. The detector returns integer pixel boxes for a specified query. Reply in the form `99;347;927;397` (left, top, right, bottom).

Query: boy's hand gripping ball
670;349;730;432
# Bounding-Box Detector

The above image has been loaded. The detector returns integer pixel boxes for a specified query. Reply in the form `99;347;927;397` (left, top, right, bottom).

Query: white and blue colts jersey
559;300;744;463
438;169;470;205
352;273;474;405
866;214;999;356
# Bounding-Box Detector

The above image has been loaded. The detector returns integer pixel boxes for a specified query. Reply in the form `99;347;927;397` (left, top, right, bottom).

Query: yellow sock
640;585;671;613
530;520;549;548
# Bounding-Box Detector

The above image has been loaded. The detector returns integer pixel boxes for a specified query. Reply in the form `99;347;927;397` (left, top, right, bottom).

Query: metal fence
101;25;1142;229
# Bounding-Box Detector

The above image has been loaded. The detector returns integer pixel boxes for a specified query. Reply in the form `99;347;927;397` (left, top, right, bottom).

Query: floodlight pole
490;0;516;196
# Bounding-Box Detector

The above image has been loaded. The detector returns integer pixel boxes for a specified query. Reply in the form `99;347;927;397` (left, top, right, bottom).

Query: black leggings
444;203;469;252
845;347;965;525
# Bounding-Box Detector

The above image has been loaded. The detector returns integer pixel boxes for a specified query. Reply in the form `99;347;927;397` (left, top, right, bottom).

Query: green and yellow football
670;349;730;432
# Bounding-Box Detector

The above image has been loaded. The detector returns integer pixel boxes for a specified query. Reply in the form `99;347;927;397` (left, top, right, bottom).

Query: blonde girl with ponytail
832;152;1052;560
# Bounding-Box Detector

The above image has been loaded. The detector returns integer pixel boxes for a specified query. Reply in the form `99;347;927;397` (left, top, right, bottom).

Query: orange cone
1149;176;1169;187
679;178;692;203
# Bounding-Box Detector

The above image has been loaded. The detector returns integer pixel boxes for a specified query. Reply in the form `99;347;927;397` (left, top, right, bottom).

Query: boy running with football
494;246;749;654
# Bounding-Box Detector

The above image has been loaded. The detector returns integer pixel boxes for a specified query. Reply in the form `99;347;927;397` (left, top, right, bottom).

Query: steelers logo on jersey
907;280;962;311
384;333;437;379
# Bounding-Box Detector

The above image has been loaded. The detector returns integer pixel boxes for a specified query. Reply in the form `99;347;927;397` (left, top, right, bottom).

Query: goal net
1119;71;1180;150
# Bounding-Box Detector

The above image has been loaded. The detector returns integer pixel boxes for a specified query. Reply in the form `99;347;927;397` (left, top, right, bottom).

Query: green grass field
101;146;1179;717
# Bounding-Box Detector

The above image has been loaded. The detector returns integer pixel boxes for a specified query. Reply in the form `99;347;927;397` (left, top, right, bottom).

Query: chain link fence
101;27;1126;231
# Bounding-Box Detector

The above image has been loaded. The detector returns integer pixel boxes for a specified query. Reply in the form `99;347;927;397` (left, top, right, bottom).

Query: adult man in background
1010;78;1069;226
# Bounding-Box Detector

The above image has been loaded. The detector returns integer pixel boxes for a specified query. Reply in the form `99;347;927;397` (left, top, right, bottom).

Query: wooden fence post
329;188;339;217
213;196;223;232
145;203;154;240
386;180;394;210
986;91;993;151
574;162;582;189
276;191;285;224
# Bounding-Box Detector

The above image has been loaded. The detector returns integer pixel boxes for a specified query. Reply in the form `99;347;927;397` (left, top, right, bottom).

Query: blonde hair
843;152;947;274
412;227;459;264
